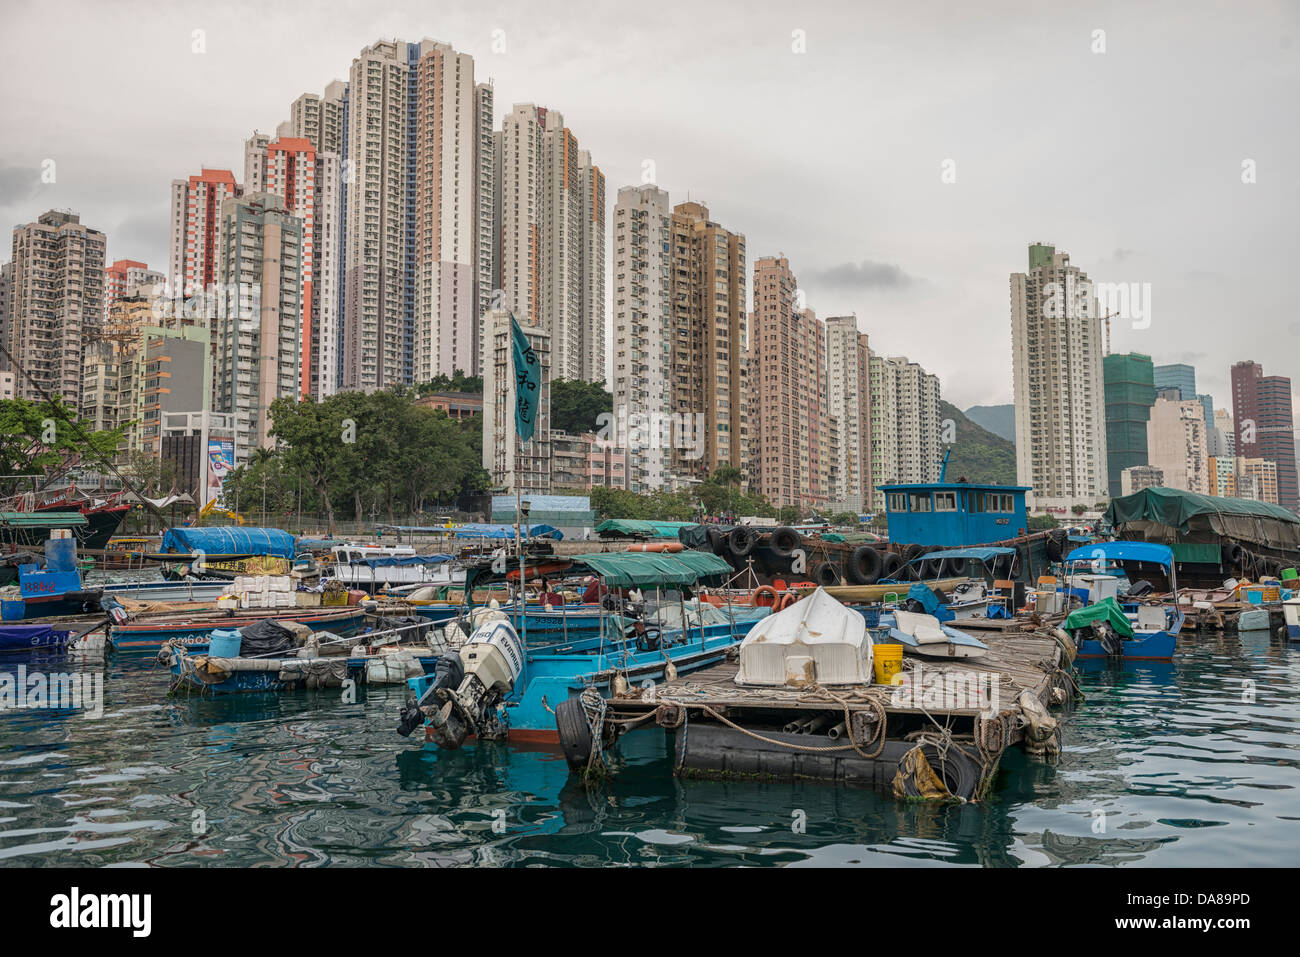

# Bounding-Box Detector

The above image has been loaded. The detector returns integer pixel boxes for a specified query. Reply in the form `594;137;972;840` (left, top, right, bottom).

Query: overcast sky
2;0;1297;414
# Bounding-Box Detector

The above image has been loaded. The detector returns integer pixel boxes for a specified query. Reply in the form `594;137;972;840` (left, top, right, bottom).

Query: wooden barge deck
597;630;1073;801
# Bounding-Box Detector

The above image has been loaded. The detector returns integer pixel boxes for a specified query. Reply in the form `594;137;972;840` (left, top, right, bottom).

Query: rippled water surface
0;629;1295;866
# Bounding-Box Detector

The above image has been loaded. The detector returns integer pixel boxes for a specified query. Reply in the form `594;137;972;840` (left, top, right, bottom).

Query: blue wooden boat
0;623;75;653
1062;542;1183;661
398;550;760;746
110;606;367;651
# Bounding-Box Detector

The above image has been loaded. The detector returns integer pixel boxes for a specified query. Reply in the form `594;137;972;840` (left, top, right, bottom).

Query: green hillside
939;400;1017;485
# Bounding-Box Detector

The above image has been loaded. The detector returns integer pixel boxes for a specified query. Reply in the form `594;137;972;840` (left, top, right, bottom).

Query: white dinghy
735;586;872;688
890;610;989;660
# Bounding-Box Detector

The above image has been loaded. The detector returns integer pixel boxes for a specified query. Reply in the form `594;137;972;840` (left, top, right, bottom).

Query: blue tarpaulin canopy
159;527;296;559
346;553;454;568
452;523;563;541
1065;541;1174;568
911;546;1017;564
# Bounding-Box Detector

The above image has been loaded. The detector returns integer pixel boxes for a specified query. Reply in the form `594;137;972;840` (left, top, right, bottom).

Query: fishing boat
164;619;444;694
1060;542;1184;660
147;526;298;581
0;488;130;552
396;550;760;746
0;534;106;622
110;605;367;651
326;545;465;592
0;623;75;653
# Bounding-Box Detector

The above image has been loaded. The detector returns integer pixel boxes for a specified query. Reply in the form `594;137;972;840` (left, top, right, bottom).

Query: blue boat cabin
879;481;1030;547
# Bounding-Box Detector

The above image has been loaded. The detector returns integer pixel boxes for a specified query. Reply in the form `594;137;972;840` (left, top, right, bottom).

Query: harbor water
0;630;1295;867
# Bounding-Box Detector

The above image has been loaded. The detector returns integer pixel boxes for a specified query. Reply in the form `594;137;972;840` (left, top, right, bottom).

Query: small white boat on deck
327;545;466;592
735;586;873;687
889;610;990;660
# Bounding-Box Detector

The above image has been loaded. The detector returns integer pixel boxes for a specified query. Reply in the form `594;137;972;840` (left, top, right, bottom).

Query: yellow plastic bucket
873;643;904;684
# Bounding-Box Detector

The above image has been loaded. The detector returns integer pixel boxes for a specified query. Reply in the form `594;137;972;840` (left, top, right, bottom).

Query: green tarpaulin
1062;596;1134;639
573;550;733;588
595;519;699;540
0;511;87;528
1105;487;1300;551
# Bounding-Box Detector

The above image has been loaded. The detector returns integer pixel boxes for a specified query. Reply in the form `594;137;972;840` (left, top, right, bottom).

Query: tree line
222;389;487;532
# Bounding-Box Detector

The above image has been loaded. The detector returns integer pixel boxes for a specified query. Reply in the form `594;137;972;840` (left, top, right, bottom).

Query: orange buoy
625;541;684;553
752;585;778;608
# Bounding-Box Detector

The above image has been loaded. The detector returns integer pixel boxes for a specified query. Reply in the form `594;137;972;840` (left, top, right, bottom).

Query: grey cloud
806;260;918;290
0;166;43;207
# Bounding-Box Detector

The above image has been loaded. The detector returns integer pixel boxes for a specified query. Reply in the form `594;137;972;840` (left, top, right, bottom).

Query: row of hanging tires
1222;541;1296;579
700;526;1023;586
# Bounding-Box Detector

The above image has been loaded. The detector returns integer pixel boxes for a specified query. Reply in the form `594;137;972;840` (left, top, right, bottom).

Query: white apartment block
1011;243;1109;511
869;353;941;511
411;40;479;385
497;104;605;385
612;184;673;492
481;308;551;493
213;193;302;452
826;315;872;511
343;39;409;391
6;210;106;410
1147;395;1209;494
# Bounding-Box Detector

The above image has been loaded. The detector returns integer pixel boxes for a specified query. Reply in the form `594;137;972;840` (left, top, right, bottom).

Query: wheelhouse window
934;491;958;511
887;492;908;512
909;493;932;513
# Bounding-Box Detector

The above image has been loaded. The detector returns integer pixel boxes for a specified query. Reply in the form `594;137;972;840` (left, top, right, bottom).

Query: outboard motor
1094;621;1122;658
397;654;463;737
406;618;525;749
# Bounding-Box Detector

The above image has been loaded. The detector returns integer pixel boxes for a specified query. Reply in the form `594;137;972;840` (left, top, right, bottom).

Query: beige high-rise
497;104;605;384
6;210;106;410
748;256;830;511
1146;395;1209;494
1011;243;1109;511
826;316;872;511
868;353;941;510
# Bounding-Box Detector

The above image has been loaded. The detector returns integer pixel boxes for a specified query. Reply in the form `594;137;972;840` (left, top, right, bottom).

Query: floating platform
595;631;1073;801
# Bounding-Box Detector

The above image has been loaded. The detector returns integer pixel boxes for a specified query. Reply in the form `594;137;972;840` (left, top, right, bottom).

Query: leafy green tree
415;370;483;396
0;398;124;497
550;379;613;435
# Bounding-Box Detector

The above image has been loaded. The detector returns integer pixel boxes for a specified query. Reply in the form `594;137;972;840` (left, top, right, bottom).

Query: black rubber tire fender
847;546;882;585
769;526;801;557
880;551;903;580
728;525;758;557
556;696;594;772
706;526;727;555
921;743;980;801
810;561;840;587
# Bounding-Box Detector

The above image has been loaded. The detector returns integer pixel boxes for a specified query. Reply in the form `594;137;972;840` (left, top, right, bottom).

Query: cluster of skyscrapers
1012;243;1298;513
8;35;1290;518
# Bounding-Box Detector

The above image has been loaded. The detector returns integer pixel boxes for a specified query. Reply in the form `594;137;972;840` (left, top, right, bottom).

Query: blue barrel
207;628;242;658
44;536;77;573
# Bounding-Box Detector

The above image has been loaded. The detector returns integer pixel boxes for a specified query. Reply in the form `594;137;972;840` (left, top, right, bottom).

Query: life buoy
752;585;779;607
777;591;799;610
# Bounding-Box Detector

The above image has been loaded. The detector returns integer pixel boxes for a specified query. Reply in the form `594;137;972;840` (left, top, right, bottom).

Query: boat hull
111;607;366;651
1074;629;1176;661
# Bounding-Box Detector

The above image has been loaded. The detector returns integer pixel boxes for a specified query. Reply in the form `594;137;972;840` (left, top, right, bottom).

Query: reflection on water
0;630;1295;866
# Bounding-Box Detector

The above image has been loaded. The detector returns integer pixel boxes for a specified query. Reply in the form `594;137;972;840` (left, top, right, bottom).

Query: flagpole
511;312;527;647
